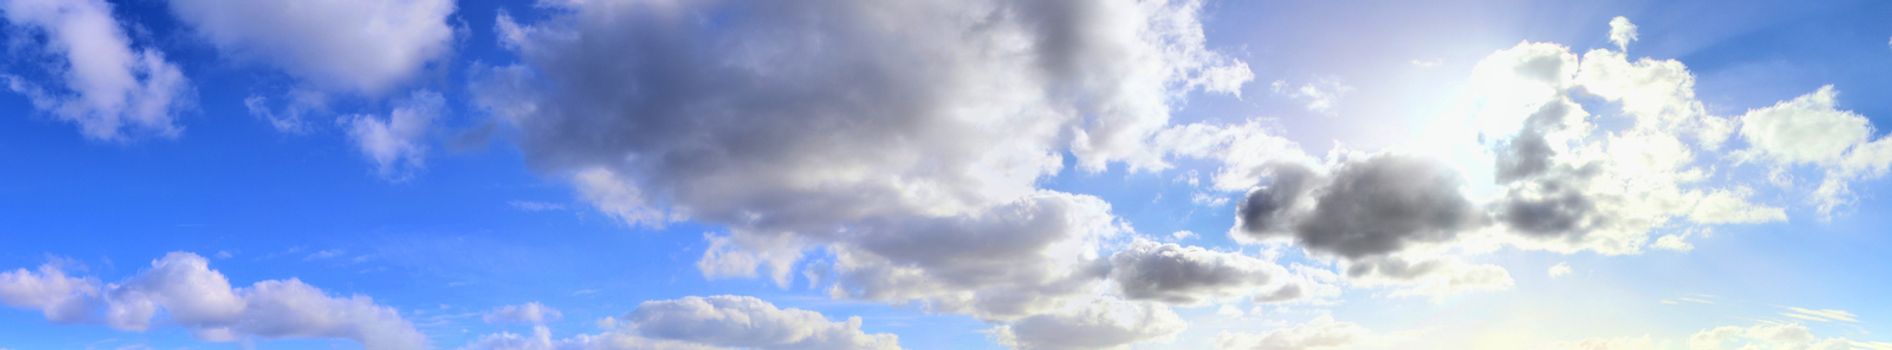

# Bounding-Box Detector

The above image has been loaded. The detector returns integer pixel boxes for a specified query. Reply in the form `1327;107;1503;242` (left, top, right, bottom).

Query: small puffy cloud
0;253;426;349
0;0;191;141
1608;16;1638;51
1214;315;1370;350
166;0;454;94
1781;307;1859;323
1270;78;1353;116
1107;240;1296;304
990;297;1186;350
1737;86;1871;166
463;295;898;350
484;302;562;325
1548;262;1573;278
343;90;443;180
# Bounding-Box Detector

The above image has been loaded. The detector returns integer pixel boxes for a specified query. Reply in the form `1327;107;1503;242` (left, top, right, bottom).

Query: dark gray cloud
1107;240;1289;304
1237;154;1482;259
1235;163;1319;235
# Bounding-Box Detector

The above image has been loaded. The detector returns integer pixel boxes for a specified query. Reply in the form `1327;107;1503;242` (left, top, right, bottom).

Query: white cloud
0;253;426;349
1270;78;1353;115
1608;16;1638;51
0;0;191;141
343;90;443;180
1689;321;1886;350
1548;262;1573;278
1781;307;1859;323
1733;85;1892;214
484;302;562;325
990;296;1186;350
1214;315;1370;350
1554;321;1892;349
463;295;898;350
1652;234;1696;252
166;0;454;95
0;264;96;323
1737;86;1871;166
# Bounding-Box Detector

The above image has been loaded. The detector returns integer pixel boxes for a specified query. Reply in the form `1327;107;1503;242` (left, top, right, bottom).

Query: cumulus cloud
343;90;443;180
1734;85;1892;214
1107;240;1299;304
989;297;1186;350
1214;315;1370;350
1468;35;1783;255
0;253;426;349
475;1;1250;322
1236;153;1481;259
1548;262;1573;278
166;0;454;94
463;295;898;350
1608;16;1638;51
485;302;562;325
0;0;191;141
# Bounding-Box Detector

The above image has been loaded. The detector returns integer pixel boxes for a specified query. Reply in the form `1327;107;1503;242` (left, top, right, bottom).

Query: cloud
1214;315;1370;350
484;302;562;325
1107;239;1299;304
1733;85;1892;214
989;296;1186;350
1469;36;1783;255
1781;307;1859;323
1548;262;1573;278
1270;78;1353;115
1236;153;1481;260
1608;16;1638;51
1552;321;1892;349
819;192;1124;319
0;264;96;323
166;0;454;95
463;295;898;350
1689;322;1888;350
0;0;191;141
343;90;443;180
1344;256;1515;298
0;253;426;349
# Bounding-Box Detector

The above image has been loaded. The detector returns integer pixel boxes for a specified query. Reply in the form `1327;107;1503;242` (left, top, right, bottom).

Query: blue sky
2;0;1891;349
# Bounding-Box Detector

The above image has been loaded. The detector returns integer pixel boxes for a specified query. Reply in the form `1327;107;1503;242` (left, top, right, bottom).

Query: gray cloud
990;297;1185;350
1237;154;1481;259
464;295;897;350
476;0;1247;329
1108;240;1291;305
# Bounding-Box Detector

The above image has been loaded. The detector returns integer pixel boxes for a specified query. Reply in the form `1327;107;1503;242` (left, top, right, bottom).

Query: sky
1;0;1891;349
